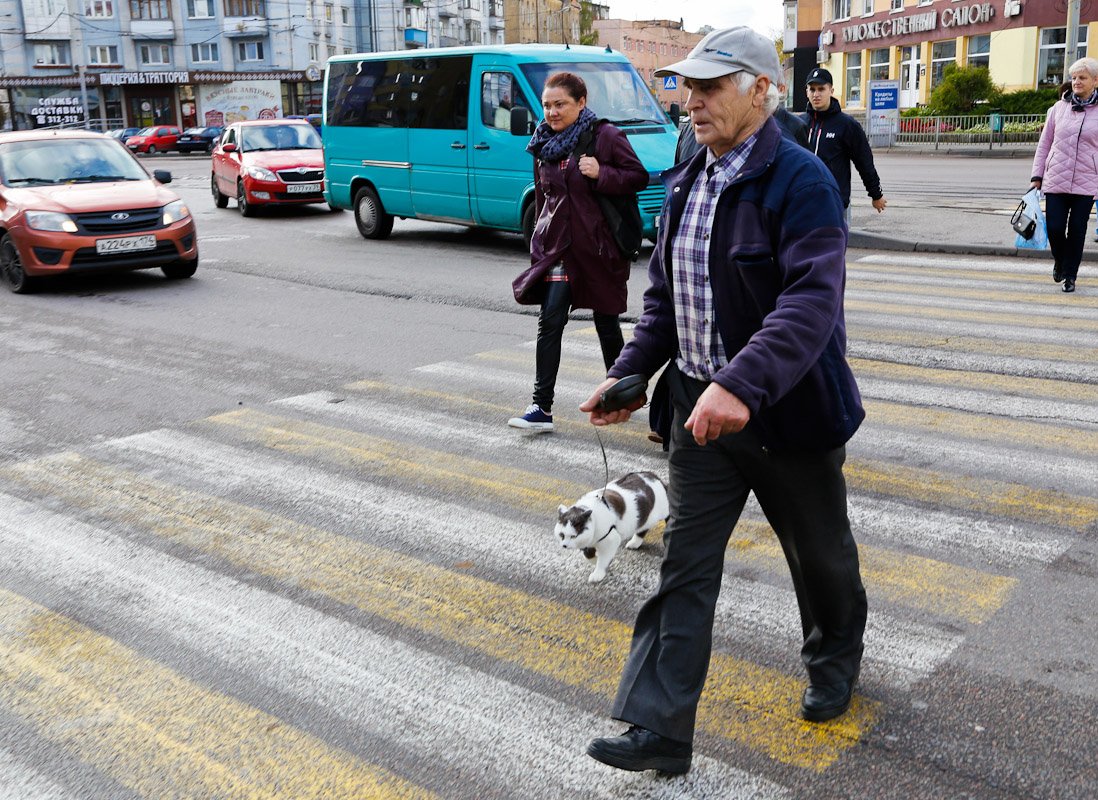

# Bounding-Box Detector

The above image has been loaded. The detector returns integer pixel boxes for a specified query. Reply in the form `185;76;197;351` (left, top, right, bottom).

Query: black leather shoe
587;726;692;774
801;680;856;722
1053;265;1065;283
1063;279;1076;293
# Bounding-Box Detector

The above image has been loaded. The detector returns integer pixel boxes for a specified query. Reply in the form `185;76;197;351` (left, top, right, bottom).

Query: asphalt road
0;152;1094;799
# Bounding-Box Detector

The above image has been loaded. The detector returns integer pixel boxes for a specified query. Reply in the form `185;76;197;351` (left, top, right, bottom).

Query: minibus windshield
520;61;668;126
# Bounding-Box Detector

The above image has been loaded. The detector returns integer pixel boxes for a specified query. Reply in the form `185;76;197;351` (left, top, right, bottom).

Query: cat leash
593;373;650;497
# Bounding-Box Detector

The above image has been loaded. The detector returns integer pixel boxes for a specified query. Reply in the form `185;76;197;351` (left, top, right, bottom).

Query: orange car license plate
96;234;157;254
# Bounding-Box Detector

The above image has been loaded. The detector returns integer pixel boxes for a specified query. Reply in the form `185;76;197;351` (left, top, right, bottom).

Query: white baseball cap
655;26;782;84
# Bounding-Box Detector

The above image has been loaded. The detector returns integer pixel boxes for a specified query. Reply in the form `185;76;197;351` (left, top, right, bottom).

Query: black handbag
1011;199;1036;240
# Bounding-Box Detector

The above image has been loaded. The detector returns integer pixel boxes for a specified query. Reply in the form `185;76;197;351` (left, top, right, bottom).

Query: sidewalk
846;149;1098;262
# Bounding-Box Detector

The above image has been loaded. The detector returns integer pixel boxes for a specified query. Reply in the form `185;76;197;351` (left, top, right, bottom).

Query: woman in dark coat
508;72;648;431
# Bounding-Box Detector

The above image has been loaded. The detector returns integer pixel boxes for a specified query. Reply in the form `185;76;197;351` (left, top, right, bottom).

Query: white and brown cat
555;471;669;583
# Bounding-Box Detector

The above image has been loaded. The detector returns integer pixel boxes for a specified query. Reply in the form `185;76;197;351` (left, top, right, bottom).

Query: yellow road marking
865;398;1098;458
851;358;1098;405
729;521;1013;624
199;409;1014;622
847;457;1098;532
3;453;879;772
846;298;1098;333
0;588;433;800
848;327;1098;363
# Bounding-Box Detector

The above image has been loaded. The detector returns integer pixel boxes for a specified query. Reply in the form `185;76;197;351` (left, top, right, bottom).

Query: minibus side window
407;56;472;129
326;59;413;127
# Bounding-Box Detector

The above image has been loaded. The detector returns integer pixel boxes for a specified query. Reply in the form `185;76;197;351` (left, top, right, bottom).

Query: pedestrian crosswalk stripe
2;452;879;772
314;384;1096;543
730;520;1014;624
847;285;1098;316
846;457;1098;532
849;326;1098;365
851;358;1098;406
0;588;434;800
0;490;788;800
98;428;963;690
846;298;1098;333
864;398;1098;458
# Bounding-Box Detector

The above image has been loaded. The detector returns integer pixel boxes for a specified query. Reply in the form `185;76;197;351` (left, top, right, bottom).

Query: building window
84;0;113;17
305;0;313;18
327;44;335;57
138;43;171;64
237;40;264;61
191;42;219;62
966;34;990;70
1038;27;1088;87
324;3;332;20
130;0;171;18
869;47;890;80
88;44;119;64
930;39;957;89
341;6;348;23
224;0;264;16
861;0;872;15
846;51;862;106
33;42;71;65
890;0;902;9
309;42;319;61
187;0;214;17
831;0;851;20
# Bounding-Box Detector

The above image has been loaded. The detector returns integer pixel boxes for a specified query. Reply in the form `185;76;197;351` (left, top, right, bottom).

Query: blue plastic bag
1014;188;1048;250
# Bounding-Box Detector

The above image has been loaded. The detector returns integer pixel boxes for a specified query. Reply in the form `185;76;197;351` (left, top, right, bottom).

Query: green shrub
928;65;1002;114
996;87;1060;115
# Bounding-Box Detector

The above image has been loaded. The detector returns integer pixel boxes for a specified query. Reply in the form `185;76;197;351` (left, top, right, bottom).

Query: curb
847;229;1098;262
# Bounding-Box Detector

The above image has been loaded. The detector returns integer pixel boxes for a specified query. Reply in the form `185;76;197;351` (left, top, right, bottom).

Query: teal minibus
322;44;677;243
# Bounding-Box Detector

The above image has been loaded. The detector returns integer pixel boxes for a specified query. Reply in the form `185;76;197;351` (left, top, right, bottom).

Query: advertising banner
197;80;282;126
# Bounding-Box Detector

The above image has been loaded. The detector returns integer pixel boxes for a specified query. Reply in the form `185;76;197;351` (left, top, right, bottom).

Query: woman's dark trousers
1045;192;1092;280
610;365;868;743
532;280;623;413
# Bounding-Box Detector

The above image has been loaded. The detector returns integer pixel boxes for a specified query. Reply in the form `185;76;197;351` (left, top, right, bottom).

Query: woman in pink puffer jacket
1031;57;1098;293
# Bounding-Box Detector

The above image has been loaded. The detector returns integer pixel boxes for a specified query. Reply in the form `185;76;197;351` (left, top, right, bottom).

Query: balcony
488;16;503;30
222;16;269;36
438;35;458;46
437;5;456;17
21;13;70;41
131;20;174;39
404;27;427;46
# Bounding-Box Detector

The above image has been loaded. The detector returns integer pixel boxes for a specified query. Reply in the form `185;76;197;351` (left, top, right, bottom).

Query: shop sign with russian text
842;2;994;44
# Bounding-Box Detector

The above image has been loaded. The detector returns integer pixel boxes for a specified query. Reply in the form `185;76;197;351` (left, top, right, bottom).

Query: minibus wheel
354;186;394;240
521;202;534;250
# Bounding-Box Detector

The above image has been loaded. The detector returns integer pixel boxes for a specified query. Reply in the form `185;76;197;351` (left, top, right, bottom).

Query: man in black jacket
803;68;887;223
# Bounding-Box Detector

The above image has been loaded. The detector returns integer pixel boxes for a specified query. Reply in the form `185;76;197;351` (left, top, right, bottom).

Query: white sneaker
508;403;554;431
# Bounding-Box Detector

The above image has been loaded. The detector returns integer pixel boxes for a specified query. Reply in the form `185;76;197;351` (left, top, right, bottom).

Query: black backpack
576;122;644;262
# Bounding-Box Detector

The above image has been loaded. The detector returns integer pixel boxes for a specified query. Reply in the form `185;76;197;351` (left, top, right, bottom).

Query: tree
928;64;1002;114
578;1;598;46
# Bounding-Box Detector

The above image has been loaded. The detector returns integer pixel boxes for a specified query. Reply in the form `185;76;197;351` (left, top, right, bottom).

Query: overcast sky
606;0;784;38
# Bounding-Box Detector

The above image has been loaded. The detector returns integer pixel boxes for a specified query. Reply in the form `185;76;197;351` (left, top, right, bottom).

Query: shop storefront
804;1;1098;110
0;70;322;132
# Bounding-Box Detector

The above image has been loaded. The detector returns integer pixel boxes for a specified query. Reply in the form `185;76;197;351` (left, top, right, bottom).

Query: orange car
0;129;198;293
211;119;328;216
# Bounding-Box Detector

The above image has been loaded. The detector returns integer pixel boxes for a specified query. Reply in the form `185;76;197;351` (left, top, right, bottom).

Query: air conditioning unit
821;30;834;46
1004;0;1021;17
816;49;828;63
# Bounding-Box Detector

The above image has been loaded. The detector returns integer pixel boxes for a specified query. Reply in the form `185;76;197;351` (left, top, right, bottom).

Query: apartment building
0;0;505;130
591;18;702;108
787;0;1097;111
503;0;582;45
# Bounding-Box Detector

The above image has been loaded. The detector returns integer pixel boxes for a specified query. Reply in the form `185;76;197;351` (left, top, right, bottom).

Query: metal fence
891;113;1046;149
40;118;126;133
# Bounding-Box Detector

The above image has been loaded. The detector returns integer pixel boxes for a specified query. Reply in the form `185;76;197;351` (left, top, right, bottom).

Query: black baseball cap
806;68;833;85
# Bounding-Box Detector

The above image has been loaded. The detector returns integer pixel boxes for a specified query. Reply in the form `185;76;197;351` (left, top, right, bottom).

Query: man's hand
580;377;645;427
578;155;600;179
684;383;750;445
872;196;888;213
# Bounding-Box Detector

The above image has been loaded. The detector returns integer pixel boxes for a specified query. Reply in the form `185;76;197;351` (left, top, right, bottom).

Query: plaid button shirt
672;132;759;381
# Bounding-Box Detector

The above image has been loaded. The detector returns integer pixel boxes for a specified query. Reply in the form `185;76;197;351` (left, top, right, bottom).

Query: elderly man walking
580;27;868;775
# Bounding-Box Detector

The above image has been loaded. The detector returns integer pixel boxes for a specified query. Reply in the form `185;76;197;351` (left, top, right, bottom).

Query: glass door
900;45;920;108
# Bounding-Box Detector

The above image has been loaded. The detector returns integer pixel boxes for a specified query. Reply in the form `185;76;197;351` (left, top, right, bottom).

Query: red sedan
210;120;329;216
125;125;181;154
